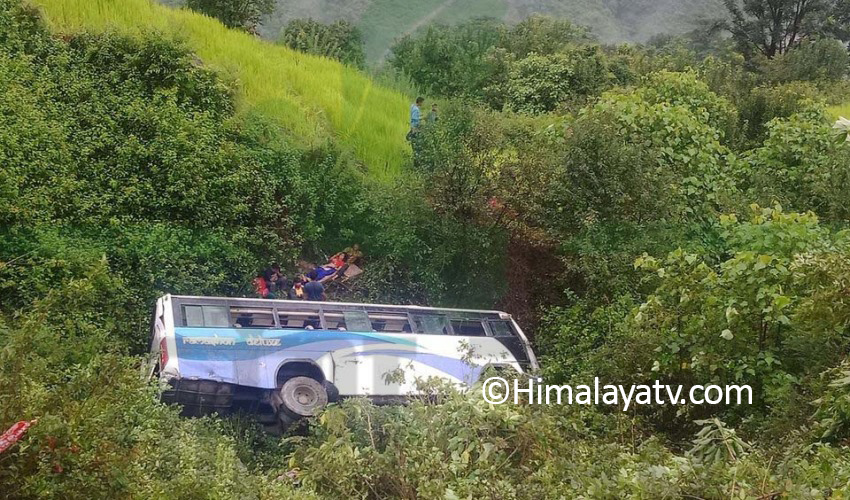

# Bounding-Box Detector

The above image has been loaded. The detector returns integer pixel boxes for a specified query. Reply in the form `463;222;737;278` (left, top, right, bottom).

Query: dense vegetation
262;0;727;63
186;0;275;32
278;18;366;68
2;0;850;498
389;14;850;115
35;0;411;177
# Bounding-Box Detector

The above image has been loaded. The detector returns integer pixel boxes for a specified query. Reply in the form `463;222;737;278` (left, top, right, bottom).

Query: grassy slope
32;0;412;179
829;103;850;119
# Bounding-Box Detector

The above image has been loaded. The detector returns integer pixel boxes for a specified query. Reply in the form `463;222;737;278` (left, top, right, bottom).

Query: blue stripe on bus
174;327;420;361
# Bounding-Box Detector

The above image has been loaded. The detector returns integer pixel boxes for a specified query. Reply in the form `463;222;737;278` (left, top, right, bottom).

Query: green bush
739;107;850;220
505;47;611;113
736;82;825;144
761;38;850;83
278;19;365;68
631;206;850;420
574;73;737;221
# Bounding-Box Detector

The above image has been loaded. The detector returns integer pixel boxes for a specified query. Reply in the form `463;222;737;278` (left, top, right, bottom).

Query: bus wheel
279;376;328;418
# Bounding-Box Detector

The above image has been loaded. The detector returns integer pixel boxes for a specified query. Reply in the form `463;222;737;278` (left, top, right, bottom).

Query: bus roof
164;295;513;319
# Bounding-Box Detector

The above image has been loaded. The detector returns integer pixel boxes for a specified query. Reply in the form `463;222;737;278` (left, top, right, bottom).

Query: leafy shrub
575;74;736;221
505;46;611;113
739;107;850;220
635;70;739;142
279;19;365;68
736;82;824;144
761;38;850;83
632;206;849;420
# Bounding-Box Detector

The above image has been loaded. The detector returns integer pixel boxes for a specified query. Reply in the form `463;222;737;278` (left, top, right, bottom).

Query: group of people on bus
252;245;362;302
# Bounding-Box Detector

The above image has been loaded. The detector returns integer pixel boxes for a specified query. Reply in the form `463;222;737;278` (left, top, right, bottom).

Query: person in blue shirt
407;96;424;141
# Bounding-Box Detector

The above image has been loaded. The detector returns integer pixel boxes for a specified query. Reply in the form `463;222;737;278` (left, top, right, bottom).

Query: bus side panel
332;335;522;396
173;328;420;390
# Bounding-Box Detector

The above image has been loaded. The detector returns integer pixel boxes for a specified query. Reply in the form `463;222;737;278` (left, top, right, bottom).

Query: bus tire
322;380;340;402
279;376;328;418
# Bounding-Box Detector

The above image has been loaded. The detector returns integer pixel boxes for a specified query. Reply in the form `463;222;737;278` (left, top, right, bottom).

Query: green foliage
278;19;365;68
497;14;595;57
814;361;850;442
723;0;850;58
632;206;849;418
372;106;508;306
576;71;736;220
739;107;850;220
186;0;275;31
736;81;825;144
689;418;751;464
389;18;505;98
538;295;641;382
32;0;412;178
505;46;611;113
637;70;739;140
389;16;610;111
831;101;850;120
761;37;850;83
284;389;850;498
550;118;674;227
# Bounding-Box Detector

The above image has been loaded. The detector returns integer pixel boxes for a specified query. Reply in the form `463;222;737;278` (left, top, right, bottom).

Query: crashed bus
148;295;538;429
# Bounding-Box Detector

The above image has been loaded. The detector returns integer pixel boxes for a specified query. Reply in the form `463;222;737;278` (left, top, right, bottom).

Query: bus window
231;307;275;328
487;320;516;338
278;311;320;330
411;314;450;335
369;313;412;333
323;310;372;331
450;319;487;337
183;305;230;327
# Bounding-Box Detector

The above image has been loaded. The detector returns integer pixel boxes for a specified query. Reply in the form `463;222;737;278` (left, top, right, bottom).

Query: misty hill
261;0;726;62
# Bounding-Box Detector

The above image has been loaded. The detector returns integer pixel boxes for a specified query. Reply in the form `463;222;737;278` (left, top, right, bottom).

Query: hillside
4;0;850;496
33;0;412;178
261;0;726;62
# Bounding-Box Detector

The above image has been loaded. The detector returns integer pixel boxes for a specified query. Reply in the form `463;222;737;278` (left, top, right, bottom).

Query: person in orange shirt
252;272;269;298
329;252;349;269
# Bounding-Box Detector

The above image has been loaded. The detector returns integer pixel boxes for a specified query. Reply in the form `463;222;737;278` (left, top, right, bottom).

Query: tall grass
30;0;412;180
829;103;850;120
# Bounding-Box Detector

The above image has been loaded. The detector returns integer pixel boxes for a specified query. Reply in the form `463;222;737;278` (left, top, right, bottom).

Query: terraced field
32;0;412;179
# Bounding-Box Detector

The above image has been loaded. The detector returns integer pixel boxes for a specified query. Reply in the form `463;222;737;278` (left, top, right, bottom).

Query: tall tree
723;0;848;58
186;0;275;32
